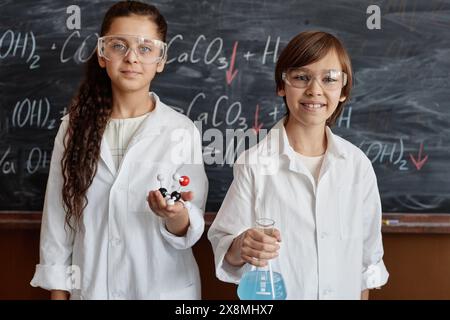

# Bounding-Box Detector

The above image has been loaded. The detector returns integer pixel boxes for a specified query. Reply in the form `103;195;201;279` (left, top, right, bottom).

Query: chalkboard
1;0;450;213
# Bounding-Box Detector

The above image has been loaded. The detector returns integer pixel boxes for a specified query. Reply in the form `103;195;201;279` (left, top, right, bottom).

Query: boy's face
98;15;165;93
278;50;347;128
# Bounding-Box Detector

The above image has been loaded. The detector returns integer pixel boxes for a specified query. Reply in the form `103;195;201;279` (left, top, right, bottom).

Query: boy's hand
237;227;282;267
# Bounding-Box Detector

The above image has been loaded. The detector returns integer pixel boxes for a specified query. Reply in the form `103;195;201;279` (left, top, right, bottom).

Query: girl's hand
147;190;194;236
147;190;193;219
234;228;282;267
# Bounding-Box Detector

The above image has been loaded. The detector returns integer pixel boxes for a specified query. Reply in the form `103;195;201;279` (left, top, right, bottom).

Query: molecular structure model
157;173;190;207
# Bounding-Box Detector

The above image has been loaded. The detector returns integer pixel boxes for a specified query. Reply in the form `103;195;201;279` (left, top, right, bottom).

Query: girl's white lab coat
208;118;389;300
31;93;208;300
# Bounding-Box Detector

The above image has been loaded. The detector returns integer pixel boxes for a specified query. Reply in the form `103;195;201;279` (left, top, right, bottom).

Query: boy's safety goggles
282;68;347;91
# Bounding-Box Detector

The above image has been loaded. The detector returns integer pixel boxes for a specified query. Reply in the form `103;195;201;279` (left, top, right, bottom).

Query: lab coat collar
102;92;165;176
60;92;167;177
272;117;347;160
269;117;348;177
126;92;164;146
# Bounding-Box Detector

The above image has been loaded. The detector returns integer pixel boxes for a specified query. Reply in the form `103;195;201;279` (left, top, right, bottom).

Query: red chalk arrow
226;41;239;85
409;142;428;170
252;104;263;134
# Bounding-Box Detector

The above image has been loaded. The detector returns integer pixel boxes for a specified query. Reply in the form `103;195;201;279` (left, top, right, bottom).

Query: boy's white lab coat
31;93;208;300
208;118;389;299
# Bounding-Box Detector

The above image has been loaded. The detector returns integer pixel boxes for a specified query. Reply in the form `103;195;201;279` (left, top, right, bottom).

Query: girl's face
278;49;347;128
98;15;165;93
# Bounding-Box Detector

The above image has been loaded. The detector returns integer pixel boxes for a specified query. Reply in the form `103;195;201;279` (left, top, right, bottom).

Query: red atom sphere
179;176;190;186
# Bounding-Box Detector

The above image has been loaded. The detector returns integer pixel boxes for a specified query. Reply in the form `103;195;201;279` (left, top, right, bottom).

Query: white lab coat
208;118;389;300
31;93;209;300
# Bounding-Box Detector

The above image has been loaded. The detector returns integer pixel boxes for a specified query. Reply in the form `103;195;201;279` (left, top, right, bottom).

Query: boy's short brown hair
275;31;353;126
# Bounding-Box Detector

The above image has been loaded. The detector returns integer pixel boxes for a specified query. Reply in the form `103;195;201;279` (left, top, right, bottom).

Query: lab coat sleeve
207;159;254;284
361;163;389;290
158;124;208;250
30;120;75;291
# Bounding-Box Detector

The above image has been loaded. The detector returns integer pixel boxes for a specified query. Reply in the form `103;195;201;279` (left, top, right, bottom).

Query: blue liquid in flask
237;270;287;300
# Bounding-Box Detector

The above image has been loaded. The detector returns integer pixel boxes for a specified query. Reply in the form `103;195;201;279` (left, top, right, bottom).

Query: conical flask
237;218;287;300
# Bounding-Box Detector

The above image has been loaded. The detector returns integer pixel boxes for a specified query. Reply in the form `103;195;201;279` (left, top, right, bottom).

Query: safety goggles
282;68;347;91
97;34;167;64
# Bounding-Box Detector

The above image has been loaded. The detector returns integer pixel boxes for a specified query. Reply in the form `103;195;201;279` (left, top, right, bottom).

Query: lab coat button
320;232;328;239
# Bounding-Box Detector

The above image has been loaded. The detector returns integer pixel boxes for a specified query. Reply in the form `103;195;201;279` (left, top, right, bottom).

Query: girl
208;31;388;300
30;1;208;300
